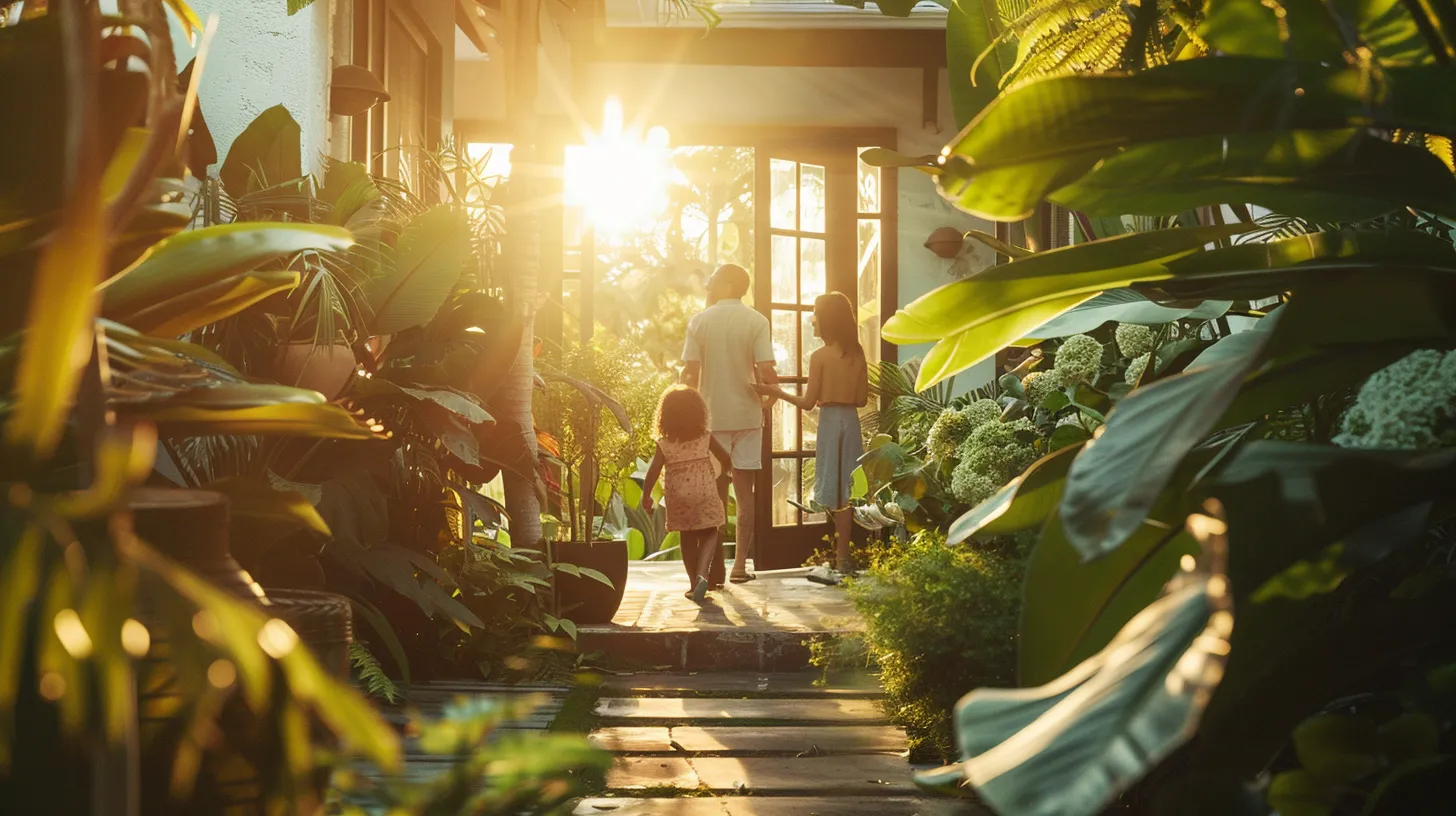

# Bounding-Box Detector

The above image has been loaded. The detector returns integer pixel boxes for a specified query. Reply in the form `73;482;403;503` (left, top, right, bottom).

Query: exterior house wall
454;58;998;390
169;0;334;177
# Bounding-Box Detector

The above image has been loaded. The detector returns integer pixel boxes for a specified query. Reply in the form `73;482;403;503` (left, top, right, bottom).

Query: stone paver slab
601;671;881;698
590;725;906;755
668;725;906;755
690;755;919;794
595;697;885;723
573;797;983;815
605;758;699;791
590;727;674;753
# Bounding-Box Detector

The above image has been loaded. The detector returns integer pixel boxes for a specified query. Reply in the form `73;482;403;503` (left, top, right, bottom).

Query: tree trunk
500;0;544;548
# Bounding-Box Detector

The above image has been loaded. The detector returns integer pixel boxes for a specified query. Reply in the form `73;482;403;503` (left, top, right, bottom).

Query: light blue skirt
814;405;864;511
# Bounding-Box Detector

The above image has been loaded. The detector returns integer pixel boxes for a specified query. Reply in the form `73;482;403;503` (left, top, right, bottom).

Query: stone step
600;671;882;699
574;796;984;815
595;697;887;725
580;629;829;673
591;725;907;755
606;755;922;795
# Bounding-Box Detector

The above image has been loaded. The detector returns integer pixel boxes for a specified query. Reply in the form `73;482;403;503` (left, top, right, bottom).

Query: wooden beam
456;119;898;151
455;0;502;56
575;27;946;69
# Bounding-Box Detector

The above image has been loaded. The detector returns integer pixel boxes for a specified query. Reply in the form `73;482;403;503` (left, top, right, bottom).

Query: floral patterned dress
658;434;725;532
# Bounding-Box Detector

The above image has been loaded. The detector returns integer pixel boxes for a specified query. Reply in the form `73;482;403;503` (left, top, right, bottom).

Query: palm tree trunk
500;0;544;548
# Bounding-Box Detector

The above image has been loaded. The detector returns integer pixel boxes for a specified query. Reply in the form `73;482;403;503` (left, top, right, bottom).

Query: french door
753;147;883;570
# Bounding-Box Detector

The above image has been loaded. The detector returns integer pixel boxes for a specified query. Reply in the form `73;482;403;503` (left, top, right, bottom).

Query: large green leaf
1019;512;1199;687
1049;130;1456;220
918;547;1233;816
117;383;378;438
885;224;1245;344
1059;328;1269;559
936;57;1456;220
886;225;1246;389
123;268;300;337
99;222;352;324
948;442;1081;544
368;206;471;335
219;104;303;198
351;378;493;425
1019;289;1231;343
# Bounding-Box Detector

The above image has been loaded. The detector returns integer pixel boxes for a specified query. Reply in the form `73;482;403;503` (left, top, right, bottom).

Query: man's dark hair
717;264;750;298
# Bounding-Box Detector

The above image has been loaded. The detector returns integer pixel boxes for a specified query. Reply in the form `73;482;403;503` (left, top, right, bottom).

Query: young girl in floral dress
641;385;735;603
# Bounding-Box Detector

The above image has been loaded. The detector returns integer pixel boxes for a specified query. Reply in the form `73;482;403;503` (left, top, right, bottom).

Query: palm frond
991;0;1199;88
350;642;402;704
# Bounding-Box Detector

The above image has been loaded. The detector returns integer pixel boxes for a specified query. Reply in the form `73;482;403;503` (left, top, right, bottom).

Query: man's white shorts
712;428;763;471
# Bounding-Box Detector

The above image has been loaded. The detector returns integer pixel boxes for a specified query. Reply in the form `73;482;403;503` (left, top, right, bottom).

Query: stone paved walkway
571;563;987;814
575;671;984;815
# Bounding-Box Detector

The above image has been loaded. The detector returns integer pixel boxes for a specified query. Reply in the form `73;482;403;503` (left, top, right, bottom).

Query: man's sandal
729;572;756;584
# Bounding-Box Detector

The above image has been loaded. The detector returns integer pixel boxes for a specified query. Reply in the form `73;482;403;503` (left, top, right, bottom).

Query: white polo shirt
683;299;774;432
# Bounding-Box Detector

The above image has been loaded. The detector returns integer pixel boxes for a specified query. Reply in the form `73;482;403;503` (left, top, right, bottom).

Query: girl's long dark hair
815;292;863;359
656;384;711;442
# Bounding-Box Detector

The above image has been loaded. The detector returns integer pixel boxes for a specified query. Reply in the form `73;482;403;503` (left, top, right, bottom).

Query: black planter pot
550;539;629;625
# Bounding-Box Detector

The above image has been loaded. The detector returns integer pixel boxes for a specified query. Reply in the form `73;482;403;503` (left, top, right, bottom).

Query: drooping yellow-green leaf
99;222;351;323
121;268;299;337
206;475;332;537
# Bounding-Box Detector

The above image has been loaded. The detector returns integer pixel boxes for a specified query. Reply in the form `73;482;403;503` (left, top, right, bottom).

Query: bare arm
640;446;665;511
707;435;734;476
681;361;701;389
755;353;819;411
855;357;870;408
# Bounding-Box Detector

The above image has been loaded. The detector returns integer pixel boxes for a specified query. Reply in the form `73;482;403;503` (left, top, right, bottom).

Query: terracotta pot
550;539;629;625
273;342;357;400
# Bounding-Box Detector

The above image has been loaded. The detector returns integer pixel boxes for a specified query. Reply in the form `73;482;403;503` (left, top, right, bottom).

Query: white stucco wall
171;0;333;177
454;58;997;390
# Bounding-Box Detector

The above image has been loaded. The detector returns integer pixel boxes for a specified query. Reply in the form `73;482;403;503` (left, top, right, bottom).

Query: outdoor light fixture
564;97;672;239
924;226;964;259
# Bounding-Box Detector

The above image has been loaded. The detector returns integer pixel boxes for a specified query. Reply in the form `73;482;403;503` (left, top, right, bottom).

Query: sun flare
565;97;673;239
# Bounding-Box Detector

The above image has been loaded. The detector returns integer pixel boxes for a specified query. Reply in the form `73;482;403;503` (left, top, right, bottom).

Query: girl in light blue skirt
754;292;869;574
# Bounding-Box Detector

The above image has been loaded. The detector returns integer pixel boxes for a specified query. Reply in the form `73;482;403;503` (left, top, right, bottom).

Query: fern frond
350;643;402;704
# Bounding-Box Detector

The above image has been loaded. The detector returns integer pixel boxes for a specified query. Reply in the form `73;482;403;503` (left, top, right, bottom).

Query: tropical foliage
862;0;1456;813
0;1;398;809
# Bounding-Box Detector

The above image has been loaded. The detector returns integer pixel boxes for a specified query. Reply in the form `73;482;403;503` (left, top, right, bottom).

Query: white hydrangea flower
1022;369;1064;406
1334;349;1456;450
949;417;1037;505
1125;352;1150;385
1115;323;1156;358
925;399;1000;461
1054;334;1103;384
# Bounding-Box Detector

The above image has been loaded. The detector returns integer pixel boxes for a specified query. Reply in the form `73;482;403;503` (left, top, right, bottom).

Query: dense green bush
845;531;1028;762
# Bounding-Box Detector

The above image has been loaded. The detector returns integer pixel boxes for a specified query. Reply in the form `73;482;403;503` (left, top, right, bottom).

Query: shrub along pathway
571;566;986;815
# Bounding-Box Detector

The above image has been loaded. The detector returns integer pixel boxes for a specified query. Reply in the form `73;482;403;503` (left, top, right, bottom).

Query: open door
751;147;863;570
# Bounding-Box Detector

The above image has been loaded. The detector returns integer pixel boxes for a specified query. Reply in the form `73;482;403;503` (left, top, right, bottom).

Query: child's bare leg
693;528;719;587
683;530;712;602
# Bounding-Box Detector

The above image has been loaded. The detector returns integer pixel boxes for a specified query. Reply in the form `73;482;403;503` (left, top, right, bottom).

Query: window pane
772;235;797;303
771;309;798;377
770;158;797;230
857;148;880;214
772;458;799;527
800;310;823;381
802;403;818;452
771;384;799;452
800;163;826;233
800;237;826;305
858;219;881;370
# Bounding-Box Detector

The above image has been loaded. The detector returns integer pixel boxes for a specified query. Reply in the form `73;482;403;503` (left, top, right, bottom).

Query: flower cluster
1053;334;1103;384
950;417;1037;506
1334;349;1456;450
1022;369;1064;406
925;399;1002;461
1114;323;1156;358
1125;352;1150;385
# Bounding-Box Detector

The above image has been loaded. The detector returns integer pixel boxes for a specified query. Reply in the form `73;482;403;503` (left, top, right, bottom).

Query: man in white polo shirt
681;264;777;585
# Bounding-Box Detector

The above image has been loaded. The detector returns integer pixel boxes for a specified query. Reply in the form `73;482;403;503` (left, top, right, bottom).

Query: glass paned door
755;149;861;567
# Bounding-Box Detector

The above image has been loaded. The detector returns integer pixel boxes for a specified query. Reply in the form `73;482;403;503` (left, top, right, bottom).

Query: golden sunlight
565;97;673;239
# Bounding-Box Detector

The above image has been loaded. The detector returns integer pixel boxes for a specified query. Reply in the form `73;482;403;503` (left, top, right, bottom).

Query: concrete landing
579;563;861;672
